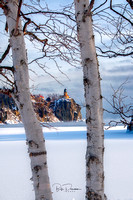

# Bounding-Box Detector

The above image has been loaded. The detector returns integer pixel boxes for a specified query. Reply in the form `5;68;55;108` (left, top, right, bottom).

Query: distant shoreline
0;121;86;128
0;121;128;130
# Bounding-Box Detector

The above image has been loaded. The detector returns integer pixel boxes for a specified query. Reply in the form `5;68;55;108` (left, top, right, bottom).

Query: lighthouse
64;89;69;99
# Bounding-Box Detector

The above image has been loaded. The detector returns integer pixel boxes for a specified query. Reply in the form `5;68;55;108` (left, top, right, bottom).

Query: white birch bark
4;1;53;199
74;0;106;199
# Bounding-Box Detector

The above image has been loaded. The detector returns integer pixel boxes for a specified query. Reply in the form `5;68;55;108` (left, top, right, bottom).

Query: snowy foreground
0;123;133;200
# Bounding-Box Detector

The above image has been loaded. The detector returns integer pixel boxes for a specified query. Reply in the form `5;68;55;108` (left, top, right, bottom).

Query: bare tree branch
96;46;133;57
21;9;76;22
0;44;10;63
104;80;133;127
20;11;32;33
0;71;14;85
5;21;8;32
126;0;133;9
92;0;108;13
35;60;64;86
110;0;133;26
24;31;48;44
0;65;14;72
86;0;95;15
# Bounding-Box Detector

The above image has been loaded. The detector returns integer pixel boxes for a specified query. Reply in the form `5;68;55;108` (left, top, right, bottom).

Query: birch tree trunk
74;0;106;199
5;1;53;199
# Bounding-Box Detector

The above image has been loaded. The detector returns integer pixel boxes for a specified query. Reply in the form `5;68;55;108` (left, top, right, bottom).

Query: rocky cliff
53;98;82;121
0;90;82;123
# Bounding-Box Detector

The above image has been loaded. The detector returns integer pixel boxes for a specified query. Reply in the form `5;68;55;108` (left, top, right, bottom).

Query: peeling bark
5;1;53;199
74;0;106;199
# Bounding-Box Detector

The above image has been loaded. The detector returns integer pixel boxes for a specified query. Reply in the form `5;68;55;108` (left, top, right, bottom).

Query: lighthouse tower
64;89;69;99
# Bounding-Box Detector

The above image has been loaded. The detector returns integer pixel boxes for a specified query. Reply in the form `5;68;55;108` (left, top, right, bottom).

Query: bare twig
110;0;133;26
20;11;31;33
87;0;95;15
126;0;133;9
96;46;133;57
5;21;8;32
35;60;64;86
24;31;48;44
0;44;10;63
92;0;108;13
104;80;133;127
0;71;14;85
0;66;14;72
21;10;76;22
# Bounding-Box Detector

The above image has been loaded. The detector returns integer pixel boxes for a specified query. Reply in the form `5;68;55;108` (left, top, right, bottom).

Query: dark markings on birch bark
101;172;105;180
83;4;87;8
100;95;103;99
36;182;39;189
86;154;99;166
77;11;80;16
87;132;91;140
98;72;102;81
83;78;91;86
86;104;91;110
33;165;42;173
29;151;47;157
39;195;48;200
20;103;24;109
11;28;21;37
20;59;26;65
86;187;102;200
28;140;39;148
79;42;83;48
86;117;93;123
102;147;105;154
77;24;80;32
87;171;91;179
14;83;19;101
82;16;86;22
92;35;94;40
84;57;93;63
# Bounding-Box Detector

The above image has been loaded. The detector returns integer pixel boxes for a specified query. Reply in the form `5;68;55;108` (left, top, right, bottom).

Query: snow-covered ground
0;123;133;200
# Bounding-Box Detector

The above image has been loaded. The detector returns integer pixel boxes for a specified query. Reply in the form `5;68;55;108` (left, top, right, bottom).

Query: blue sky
0;0;132;123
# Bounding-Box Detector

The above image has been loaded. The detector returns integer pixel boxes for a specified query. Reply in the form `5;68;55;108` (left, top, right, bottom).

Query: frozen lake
0;123;133;200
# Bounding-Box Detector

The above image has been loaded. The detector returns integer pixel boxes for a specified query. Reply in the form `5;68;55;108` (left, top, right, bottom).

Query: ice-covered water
0;123;133;200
